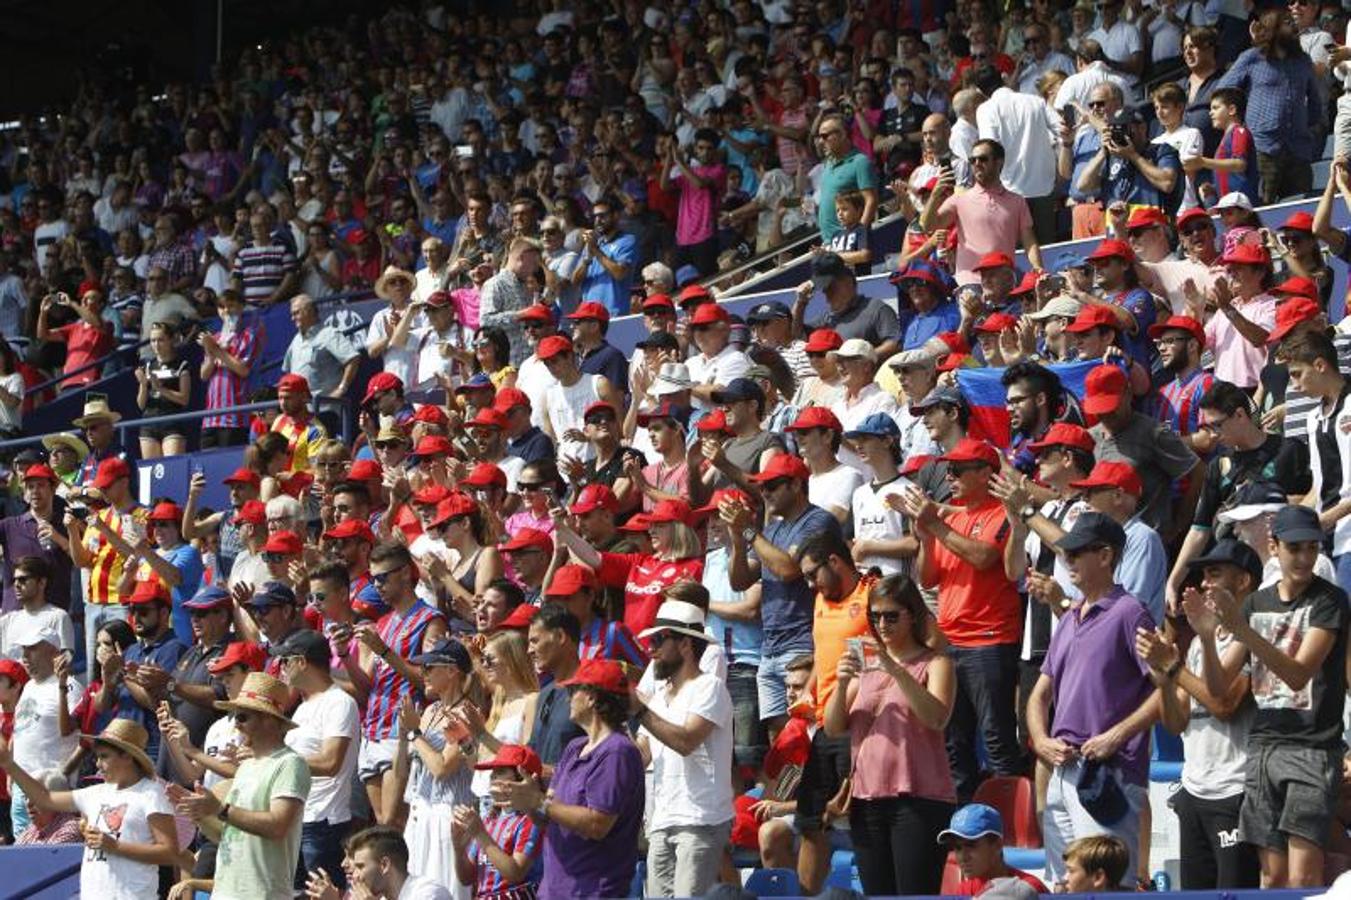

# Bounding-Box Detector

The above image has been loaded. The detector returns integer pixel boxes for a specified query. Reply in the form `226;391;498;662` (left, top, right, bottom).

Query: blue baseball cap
675;264;701;287
747;301;792;324
183;585;231;611
246;581;297;609
1272;505;1324;544
843;413;902;440
410;637;473;671
937;803;1005;843
1055;253;1091;272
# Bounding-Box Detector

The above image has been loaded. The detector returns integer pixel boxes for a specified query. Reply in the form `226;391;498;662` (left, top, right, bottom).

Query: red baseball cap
935;332;971;355
1063;304;1121;334
126;578;170;606
642;294;675;313
1267;296;1322;344
545;563;597;596
694;488;752;517
1071;460;1143;496
1009;270;1041;297
696;409;730;434
93;457;131;490
348;459;382;482
570;484;619;515
973;251;1015;272
1126;207;1169;231
0;658;28;687
497;604;538;630
1175;208;1211;230
899;454;935;477
148;501;182;523
940;438;1001;468
1082;364;1129;416
430;493;478;527
937;352;972;372
618;513;652;533
677;283;713;306
411;435;453;459
223;467;262;487
787;406;843;432
516;304;555;323
558;657;631;692
975;312;1019;334
1027;423;1096;455
425;290;454;309
473;743;543;776
1147;315;1206;346
1221;243;1271;267
207;641;268;674
1280;211;1314;233
749;453;811;483
263;531;305;555
22;464;57;483
232;499;266;525
646;499;693;525
323;518;375;543
566;301;610;323
492;387;531;413
1086;239;1135;264
501;528;553;554
461;462;508;488
412;484;453;506
363;371;404;404
1272;276;1318;300
277;373;311;396
536;335;573;360
412;404;450;427
468;407;508;430
583;401;618;421
803;329;844;353
689;304;731;326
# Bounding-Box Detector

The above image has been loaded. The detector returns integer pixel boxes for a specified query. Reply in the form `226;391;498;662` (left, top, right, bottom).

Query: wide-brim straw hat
374;266;417;300
41;432;90;461
214;671;297;729
72;398;122;428
82;718;155;775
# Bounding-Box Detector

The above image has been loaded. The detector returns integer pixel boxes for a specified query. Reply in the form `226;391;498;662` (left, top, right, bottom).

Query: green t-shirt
213;746;311;900
817;150;880;242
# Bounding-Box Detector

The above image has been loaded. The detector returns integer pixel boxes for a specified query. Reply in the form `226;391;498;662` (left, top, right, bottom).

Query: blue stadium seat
743;867;801;896
1004;846;1048;873
1314;159;1333;192
826;862;864;892
1150;722;1184;783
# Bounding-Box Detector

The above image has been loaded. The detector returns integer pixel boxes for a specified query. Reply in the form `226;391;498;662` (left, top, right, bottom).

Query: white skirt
405;797;471;900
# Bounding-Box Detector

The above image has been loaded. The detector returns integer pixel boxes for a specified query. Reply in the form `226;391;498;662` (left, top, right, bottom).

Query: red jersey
596;552;704;639
930;498;1022;647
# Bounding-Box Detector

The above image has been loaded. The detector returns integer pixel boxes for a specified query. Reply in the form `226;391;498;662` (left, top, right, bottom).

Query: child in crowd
1062;835;1132;893
824;190;872;276
1186;87;1257;207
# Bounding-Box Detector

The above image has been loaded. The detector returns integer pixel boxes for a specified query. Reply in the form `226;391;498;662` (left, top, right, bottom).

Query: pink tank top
847;651;957;803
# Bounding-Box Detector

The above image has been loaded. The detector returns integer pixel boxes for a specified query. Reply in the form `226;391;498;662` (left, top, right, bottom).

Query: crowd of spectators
1;0;1351;898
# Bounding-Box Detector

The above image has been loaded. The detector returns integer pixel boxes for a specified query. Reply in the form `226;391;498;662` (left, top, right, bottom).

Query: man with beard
466;407;525;489
272;374;327;475
119;580;189;762
909;385;971;504
1002;362;1074;477
1149;316;1214;450
526;603;585;776
634;598;734;897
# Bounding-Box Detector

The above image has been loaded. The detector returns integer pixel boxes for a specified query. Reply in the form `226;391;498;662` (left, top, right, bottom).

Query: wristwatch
1018;504;1037;523
407;728;423;742
1164;660;1183;679
217;803;231;824
740;526;758;545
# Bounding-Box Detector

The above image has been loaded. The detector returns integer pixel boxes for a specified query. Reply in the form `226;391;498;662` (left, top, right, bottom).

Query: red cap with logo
940;438;1001;468
559;657;631;692
207;641;268;674
323;518;375;543
749;453;811;483
1126;207;1169;230
1268;296;1323;345
545;563;597;596
263;530;305;555
411;435;453;458
689;304;731;326
1064;304;1121;334
277;373;311;396
502;528;553;554
468;407;508;430
974;312;1019;333
223;467;262;487
1086;239;1135;264
430;493;478;527
148;501;182;523
786;407;843;432
93;457;131;490
1146;315;1206;346
496;604;538;631
566;301;610;323
677;283;713;306
1175;208;1210;230
803;329;844;353
516;304;554;323
1220;243;1271;267
126;579;171;606
412;404;449;427
973;251;1015;271
473;743;543;776
1027;423;1097;455
694;488;752;517
570;484;619;515
363;372;404;404
1070;460;1143;496
1082;364;1129;416
412;484;453;506
22;464;57;483
642;294;675;313
646;499;693;525
536;335;573;360
492;387;531;413
232;499;266;525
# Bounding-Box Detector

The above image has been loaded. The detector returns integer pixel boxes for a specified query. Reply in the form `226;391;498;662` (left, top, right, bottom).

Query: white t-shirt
1088;21;1142;97
71;777;173;900
851;477;913;576
12;674;80;772
286;683;360;824
686;346;751;411
366;306;427;388
544;373;603;466
1180;633;1251;800
642;672;734;830
515;354;559;430
201;714;243;789
0;605;74;659
398;873;454;900
809;463;866;527
1152;127;1204;212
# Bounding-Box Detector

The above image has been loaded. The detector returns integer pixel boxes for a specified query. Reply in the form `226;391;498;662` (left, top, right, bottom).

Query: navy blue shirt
529;680;586;766
1103;143;1181;211
578;341;628;397
758;503;844;655
508;426;555;464
121;628;189;761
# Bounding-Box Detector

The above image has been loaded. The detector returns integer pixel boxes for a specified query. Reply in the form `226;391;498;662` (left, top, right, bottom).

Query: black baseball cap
811;252;851;290
1187;538;1262;582
1055;511;1127;553
267;628;331;664
710;377;765;406
747;301;792;324
1272;505;1325;544
636;331;679;352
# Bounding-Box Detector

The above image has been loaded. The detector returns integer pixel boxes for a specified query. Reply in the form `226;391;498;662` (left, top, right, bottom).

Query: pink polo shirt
1204;293;1276;389
938;183;1033;284
672;164;727;247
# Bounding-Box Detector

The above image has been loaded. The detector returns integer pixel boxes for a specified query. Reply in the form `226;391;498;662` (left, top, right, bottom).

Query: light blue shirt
703;546;763;667
1058;510;1167;625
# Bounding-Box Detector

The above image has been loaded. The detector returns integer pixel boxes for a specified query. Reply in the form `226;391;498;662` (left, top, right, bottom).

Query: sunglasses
585;414;616;425
1179;222;1213;236
868;610;902;624
371;565;406;585
648;630;681;647
518;482;547;492
263;552;289;563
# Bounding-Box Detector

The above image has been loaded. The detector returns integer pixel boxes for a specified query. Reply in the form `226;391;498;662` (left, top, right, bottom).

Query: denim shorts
757;647;811;720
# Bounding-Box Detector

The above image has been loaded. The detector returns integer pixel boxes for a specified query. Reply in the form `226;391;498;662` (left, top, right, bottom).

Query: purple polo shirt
539;730;644;900
1041;586;1154;785
0;510;72;612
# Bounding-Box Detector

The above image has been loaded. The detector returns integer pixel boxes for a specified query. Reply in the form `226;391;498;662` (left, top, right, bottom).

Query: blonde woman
458;630;539;801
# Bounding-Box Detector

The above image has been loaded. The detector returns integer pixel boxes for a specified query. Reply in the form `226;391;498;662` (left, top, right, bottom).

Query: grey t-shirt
712;430;785;488
1090;412;1199;532
809;294;898;345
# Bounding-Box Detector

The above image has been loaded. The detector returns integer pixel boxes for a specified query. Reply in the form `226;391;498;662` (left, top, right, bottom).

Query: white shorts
358;737;400;782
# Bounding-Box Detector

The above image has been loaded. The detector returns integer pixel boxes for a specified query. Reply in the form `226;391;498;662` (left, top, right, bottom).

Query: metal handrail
702;222;822;294
27;337;153;396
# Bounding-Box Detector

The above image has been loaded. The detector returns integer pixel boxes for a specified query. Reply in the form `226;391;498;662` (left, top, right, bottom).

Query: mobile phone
454;145;474;159
781;197;802;208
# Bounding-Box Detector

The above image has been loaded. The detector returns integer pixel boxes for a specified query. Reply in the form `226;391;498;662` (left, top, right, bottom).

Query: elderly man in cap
0;463;72;613
794;253;899;360
283;293;361;400
1026;511;1159;889
1084;363;1202;542
66;457;147;672
9;620;79;834
831;340;899;456
902;439;1027;801
273;627;361;889
686;303;751;412
1193;504;1348;889
748;300;813;384
1134;539;1261;889
70;396;128;488
117;580;188;762
634;598;734;898
272;373;328;475
171;671;311;900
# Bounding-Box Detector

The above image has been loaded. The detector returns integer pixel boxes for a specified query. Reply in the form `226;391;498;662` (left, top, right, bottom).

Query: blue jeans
82;602;128;680
757;645;812;721
946;643;1025;802
1335;553;1351;590
296;819;349;890
728;663;768;768
10;784;28;837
